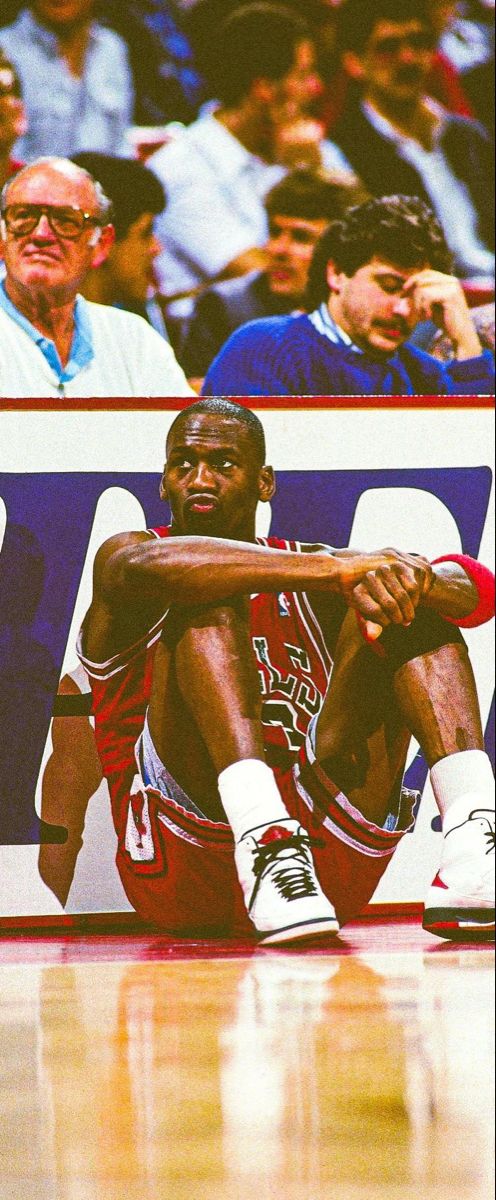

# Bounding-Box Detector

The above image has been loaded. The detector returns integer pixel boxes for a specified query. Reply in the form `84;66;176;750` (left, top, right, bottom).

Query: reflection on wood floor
0;923;493;1200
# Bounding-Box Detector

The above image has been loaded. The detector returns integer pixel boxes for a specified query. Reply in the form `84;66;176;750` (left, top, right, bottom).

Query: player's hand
403;270;482;360
337;549;435;637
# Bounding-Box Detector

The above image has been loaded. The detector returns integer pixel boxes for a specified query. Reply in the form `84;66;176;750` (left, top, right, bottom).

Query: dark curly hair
306;194;453;309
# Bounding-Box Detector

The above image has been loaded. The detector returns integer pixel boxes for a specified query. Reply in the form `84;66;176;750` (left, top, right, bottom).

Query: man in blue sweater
203;195;495;396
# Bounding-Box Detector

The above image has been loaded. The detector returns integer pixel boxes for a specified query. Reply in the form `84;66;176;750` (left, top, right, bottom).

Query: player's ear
327;259;346;295
159;469;168;501
89;223;114;267
258;465;275;502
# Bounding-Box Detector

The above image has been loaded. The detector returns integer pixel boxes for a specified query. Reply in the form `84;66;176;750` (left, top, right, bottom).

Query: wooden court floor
0;918;494;1200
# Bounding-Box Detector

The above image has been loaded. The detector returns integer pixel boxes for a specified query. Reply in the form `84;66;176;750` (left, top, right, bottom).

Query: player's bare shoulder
92;530;152;596
83;530;158;662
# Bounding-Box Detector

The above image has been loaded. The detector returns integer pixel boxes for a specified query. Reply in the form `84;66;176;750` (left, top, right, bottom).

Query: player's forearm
422;563;477;618
107;537;358;605
422;560;494;625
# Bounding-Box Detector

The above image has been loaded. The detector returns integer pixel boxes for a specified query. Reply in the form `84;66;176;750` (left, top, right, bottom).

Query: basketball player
78;399;495;945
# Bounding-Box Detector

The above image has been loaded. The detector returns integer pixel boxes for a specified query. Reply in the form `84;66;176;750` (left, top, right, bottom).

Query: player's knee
379;608;466;671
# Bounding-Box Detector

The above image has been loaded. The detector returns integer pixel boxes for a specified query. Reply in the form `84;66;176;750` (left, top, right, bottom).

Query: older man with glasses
0;156;194;398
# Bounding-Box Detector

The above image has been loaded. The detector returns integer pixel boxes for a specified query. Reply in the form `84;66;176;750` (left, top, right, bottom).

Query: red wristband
432;555;495;627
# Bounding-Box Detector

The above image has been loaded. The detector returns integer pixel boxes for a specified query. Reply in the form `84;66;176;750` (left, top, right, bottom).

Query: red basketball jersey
78;528;333;798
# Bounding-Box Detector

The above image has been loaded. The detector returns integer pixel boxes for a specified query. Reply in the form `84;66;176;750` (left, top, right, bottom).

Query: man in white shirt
0;157;194;398
148;2;358;311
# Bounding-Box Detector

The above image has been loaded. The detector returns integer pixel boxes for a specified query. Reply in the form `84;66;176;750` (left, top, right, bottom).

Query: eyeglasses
1;204;102;239
371;31;436;57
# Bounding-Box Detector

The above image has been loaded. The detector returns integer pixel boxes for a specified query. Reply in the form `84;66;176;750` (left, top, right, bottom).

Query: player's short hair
71;153;166;240
166;399;267;466
337;0;434;55
264;169;368;224
210;3;310;107
305;194;453;308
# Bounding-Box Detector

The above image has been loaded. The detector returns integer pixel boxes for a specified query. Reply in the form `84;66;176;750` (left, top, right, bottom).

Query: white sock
430;750;495;826
218;759;290;843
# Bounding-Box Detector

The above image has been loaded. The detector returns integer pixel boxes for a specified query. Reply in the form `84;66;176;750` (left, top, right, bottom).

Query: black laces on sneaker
484;827;495;854
248;827;324;912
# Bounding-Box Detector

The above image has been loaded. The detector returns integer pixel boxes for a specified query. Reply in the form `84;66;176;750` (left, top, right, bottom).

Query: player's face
2;163;106;305
162;413;275;541
267;214;329;305
329;256;422;355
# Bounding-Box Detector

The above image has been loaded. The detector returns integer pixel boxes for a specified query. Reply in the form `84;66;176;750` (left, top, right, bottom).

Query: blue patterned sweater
202;313;495;397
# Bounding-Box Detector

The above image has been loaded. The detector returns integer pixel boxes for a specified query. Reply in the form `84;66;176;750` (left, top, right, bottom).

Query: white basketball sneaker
234;818;340;946
423;797;495;940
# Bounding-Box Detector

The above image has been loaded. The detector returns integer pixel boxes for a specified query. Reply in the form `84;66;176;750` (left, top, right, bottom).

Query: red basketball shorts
112;731;417;937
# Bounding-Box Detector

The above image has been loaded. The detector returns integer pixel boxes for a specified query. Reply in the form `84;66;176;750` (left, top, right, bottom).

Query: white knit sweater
0;301;194;399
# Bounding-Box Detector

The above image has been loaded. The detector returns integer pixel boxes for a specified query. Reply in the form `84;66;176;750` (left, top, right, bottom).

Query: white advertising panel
0;400;493;923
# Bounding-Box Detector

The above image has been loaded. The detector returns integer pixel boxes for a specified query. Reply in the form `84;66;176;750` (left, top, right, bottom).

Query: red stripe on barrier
0;395;494;411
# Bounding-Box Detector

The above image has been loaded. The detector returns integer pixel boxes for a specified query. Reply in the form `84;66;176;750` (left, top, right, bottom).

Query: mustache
375;318;410;336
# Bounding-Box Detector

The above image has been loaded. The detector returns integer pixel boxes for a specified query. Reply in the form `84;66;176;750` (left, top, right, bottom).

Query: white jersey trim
77;527;170;680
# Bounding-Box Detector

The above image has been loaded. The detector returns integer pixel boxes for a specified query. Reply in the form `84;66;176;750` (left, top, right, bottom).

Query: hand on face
403;269;483;357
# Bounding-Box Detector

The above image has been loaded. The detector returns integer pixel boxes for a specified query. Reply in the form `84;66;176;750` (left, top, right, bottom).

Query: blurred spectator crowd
0;0;494;393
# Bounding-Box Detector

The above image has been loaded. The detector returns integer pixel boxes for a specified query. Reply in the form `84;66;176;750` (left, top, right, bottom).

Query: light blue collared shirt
0;282;94;384
308;302;419;394
309;303;363;353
